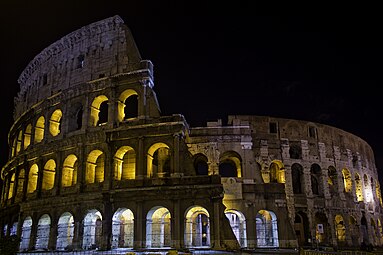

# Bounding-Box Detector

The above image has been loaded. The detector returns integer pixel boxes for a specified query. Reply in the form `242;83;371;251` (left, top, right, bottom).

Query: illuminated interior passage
112;208;134;248
225;209;247;247
61;154;78;187
56;212;74;250
146;206;171;248
82;209;103;250
114;146;136;180
35;214;51;250
184;206;210;248
256;210;279;248
19;217;33;251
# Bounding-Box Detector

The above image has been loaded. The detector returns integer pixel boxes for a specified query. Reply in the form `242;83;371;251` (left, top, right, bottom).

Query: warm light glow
86;150;104;183
355;173;364;202
62;154;78;187
114;146;136;180
118;89;138;122
342;168;352;193
147;143;170;177
49;109;62;136
27;164;38;193
35;116;45;143
42;159;56;190
335;215;345;241
90;95;108;126
24;124;32;149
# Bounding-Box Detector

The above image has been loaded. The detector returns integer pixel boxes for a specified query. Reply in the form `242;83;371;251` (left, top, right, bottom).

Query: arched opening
114;146;136;180
355;173;364;202
269;160;285;183
90;95;108;126
42;159;56;190
61;154;78;187
315;212;329;245
86;150;104;184
10;222;17;236
328;166;339;196
361;215;369;245
27;164;38;193
292;163;304;194
8;173;15;199
147;143;170;178
112;208;134;248
219;151;242;177
56;212;74;250
349;215;358;245
34;116;45;143
23;124;32;149
335;215;346;242
19;216;32;251
146;206;171;248
310;164;322;196
16;130;22;154
225;209;247;247
118;89;139;121
184;206;210;248
193;153;209;176
364;174;373;202
294;211;309;246
376;180;383;206
289;144;302;159
378;219;383;244
82;209;103;250
49;109;62;136
342;168;352;193
76;106;83;130
35;214;51;250
256;210;279;248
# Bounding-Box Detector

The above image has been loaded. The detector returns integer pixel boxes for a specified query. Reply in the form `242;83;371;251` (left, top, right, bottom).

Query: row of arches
10;89;139;159
13;207;279;251
294;211;383;247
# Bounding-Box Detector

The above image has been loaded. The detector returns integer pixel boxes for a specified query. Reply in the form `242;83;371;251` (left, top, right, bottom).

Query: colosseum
1;15;383;253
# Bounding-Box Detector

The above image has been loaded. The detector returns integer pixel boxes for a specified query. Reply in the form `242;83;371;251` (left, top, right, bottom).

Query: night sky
1;2;382;185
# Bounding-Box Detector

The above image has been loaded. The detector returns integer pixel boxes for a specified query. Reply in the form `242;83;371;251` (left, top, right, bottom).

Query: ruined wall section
14;15;142;120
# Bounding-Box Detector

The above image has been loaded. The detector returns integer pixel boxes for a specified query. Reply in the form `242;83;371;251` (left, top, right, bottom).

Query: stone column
171;133;181;177
102;195;112;250
136;137;145;179
48;217;58;250
134;201;144;249
171;199;181;249
212;199;221;249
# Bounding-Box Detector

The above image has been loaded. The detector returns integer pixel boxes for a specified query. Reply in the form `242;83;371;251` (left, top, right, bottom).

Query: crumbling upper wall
14;15;142;120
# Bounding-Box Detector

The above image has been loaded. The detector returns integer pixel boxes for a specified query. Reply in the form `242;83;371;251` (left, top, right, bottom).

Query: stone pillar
136;137;145;179
72;218;83;250
54;151;63;196
48;217;58;250
172;133;181;177
134;201;144;249
102;196;112;250
171;199;181;249
212;199;221;249
29;213;38;250
246;209;257;248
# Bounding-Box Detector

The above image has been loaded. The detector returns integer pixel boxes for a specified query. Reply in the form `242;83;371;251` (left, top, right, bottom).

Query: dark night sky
0;2;382;184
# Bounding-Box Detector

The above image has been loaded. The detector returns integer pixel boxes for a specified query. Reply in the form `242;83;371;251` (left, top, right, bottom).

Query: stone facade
1;15;382;253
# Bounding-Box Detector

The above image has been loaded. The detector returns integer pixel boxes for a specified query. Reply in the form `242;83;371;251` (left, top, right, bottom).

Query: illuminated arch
147;143;170;178
146;206;171;248
35;214;51;250
114;146;136;180
24;124;32;149
90;95;108;126
49;109;62;136
112;208;134;248
342;168;352;193
184;206;210;248
355;173;363;202
42;159;56;190
376;180;383;206
86;150;104;184
62;154;78;187
118;89;139;121
8;173;15;199
256;210;279;248
82;209;103;250
219;151;242;177
225;209;247;247
27;164;38;193
35;116;45;143
335;215;346;242
16;130;22;154
269;160;285;183
56;212;74;250
19;216;33;251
